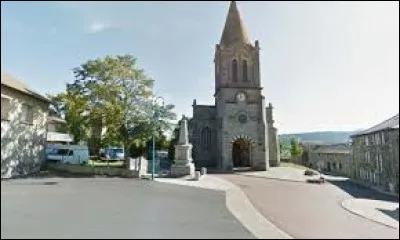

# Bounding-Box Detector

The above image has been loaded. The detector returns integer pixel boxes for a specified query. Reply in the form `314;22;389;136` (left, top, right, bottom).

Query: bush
304;169;316;176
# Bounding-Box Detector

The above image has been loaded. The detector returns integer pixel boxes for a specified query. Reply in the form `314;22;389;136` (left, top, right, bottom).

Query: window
1;97;11;120
238;114;248;124
365;151;371;163
381;132;385;144
232;59;238;82
56;149;70;155
365;136;369;146
201;127;211;150
339;163;342;169
21;104;33;124
242;60;248;82
375;133;380;145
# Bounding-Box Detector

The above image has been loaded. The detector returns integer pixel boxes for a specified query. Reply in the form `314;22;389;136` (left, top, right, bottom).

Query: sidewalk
155;175;292;239
341;198;399;229
237;166;334;183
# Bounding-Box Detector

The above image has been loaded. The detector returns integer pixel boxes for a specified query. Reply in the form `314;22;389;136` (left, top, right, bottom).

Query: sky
1;1;399;134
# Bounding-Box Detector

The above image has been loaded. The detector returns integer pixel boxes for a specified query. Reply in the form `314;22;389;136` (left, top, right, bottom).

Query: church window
242;60;248;82
201;127;211;150
232;59;238;82
238;114;248;124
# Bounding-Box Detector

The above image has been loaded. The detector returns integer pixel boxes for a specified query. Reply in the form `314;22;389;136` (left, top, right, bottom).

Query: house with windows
301;142;352;176
1;72;50;178
350;114;399;195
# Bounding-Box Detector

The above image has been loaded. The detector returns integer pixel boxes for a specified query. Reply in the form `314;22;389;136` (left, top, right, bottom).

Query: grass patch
88;159;125;167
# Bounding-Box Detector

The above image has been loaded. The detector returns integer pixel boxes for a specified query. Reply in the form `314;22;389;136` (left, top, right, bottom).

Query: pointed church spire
219;1;250;46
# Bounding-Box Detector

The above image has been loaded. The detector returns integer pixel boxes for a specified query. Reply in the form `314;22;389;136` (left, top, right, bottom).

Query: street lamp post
151;97;165;181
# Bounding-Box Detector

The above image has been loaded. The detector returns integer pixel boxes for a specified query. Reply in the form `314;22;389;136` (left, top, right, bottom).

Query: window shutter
1;97;11;120
28;106;34;124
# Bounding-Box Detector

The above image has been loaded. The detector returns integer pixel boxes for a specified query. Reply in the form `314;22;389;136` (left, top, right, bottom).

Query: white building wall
1;86;49;178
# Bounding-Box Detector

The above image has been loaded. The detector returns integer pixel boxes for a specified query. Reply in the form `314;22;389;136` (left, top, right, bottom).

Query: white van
46;145;89;165
45;144;66;156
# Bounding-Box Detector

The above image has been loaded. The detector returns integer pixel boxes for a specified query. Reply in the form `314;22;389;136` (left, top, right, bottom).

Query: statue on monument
170;116;195;177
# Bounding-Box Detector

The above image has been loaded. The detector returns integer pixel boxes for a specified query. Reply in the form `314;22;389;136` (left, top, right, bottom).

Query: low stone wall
45;162;139;178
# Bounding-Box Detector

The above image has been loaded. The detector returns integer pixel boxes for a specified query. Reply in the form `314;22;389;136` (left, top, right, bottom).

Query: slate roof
1;71;50;103
220;1;250;46
351;114;399;137
311;144;351;154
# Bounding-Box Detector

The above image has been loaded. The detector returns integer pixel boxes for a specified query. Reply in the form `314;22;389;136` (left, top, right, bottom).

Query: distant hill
279;131;359;144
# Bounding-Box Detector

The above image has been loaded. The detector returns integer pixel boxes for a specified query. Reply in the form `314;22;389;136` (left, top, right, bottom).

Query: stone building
350;114;399;195
1;72;50;178
188;1;280;171
302;142;351;176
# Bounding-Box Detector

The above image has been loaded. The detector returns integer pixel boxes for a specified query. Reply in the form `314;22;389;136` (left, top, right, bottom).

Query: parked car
100;147;125;160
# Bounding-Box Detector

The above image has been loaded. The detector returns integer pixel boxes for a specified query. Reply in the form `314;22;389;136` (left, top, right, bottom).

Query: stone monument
170;116;195;177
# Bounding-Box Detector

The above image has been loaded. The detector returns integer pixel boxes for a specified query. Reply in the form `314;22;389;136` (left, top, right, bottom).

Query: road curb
155;176;293;239
340;199;399;230
220;177;293;239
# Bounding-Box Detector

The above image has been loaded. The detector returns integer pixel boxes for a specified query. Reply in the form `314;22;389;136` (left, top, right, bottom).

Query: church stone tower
188;1;280;171
214;0;268;171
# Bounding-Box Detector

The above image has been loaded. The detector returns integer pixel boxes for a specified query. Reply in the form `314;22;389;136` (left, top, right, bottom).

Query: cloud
88;21;112;33
52;2;118;33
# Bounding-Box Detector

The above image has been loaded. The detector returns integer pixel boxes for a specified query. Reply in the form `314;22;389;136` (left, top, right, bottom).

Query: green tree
128;123;171;158
48;91;89;144
290;137;303;157
71;55;149;153
50;54;177;157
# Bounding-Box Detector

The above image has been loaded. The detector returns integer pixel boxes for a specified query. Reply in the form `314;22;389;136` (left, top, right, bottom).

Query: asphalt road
220;174;399;239
1;177;254;239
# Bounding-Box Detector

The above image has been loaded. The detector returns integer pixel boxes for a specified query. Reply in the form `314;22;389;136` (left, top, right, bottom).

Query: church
188;1;280;171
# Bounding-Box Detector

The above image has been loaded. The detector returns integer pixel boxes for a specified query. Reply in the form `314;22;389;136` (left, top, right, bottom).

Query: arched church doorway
232;138;251;167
